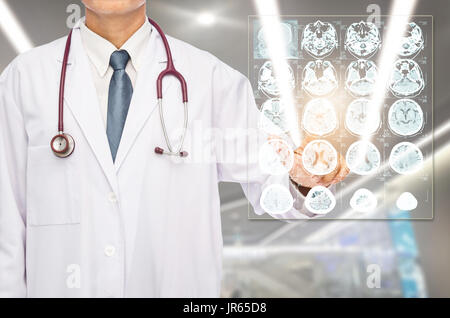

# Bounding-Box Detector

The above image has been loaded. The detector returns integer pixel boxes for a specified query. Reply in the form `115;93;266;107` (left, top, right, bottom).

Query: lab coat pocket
27;145;80;226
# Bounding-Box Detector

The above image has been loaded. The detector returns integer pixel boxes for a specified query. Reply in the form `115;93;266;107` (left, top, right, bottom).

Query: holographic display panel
249;16;433;220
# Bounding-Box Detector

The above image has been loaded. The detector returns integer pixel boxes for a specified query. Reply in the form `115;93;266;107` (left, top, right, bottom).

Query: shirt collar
79;17;152;77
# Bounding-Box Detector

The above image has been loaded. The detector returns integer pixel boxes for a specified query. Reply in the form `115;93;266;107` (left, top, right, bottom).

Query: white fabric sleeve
0;62;28;297
212;57;317;219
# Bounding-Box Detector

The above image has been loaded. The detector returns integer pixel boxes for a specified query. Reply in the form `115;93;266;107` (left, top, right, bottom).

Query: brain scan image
350;188;378;213
302;60;338;96
389;59;424;97
345;59;377;97
302;140;338;176
398;22;424;57
346;141;381;175
258;61;295;97
302;98;338;136
258;99;289;134
305;186;336;215
388;99;424;136
259;139;294;176
345;98;381;136
345;21;381;58
255;21;298;59
389;142;424;175
301;20;338;58
256;22;293;58
396;192;418;211
260;184;294;215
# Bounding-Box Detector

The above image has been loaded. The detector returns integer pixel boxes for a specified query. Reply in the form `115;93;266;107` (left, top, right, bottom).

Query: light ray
254;0;301;146
0;0;34;53
367;0;418;142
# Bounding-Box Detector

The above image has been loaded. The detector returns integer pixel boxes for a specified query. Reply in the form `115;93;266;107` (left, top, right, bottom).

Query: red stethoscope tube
51;18;189;158
148;18;188;103
58;30;72;133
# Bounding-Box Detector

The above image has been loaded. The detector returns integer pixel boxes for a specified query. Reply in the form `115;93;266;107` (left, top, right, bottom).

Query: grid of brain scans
249;16;433;219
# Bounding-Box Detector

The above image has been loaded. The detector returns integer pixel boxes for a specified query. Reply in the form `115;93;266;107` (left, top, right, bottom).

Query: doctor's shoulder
165;34;248;87
1;36;68;84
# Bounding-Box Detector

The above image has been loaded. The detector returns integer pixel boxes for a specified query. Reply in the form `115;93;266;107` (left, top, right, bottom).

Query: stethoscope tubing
58;29;73;133
158;99;189;154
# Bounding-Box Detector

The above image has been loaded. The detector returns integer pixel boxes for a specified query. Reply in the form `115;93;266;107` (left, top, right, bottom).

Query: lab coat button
108;192;118;203
104;245;116;257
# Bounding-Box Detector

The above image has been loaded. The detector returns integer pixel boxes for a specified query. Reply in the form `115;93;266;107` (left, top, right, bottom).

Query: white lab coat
0;22;311;298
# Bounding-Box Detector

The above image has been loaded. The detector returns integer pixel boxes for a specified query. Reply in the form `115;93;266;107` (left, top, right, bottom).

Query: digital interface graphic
305;186;337;214
249;15;433;220
349;188;378;213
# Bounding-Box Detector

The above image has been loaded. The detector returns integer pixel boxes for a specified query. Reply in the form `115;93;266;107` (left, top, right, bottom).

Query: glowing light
396;192;418;211
197;12;216;26
368;0;418;143
254;0;301;145
0;0;34;53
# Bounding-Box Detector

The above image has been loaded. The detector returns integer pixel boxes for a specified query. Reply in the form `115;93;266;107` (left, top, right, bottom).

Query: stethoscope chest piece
51;133;75;158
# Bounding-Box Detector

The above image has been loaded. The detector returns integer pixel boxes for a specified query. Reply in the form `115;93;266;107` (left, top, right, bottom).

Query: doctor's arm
0;63;28;297
212;59;341;219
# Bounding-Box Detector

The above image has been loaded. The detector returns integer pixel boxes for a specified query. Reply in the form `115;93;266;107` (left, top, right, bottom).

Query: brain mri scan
398;22;424;57
301;20;338;58
302;98;338;136
388;99;424;136
345;98;381;136
396;192;418;211
345;59;378;97
346;141;381;176
302;139;338;176
256;22;293;58
389;59;424;97
305;186;336;215
350;188;378;213
345;21;381;58
258;61;295;97
302;60;338;96
260;184;294;215
258;98;289;134
259;139;294;176
389;142;424;175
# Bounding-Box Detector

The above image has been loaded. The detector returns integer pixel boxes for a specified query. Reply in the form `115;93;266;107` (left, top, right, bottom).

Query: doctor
0;0;348;297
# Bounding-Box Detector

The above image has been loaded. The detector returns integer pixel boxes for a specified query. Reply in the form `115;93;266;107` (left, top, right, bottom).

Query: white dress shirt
80;19;152;127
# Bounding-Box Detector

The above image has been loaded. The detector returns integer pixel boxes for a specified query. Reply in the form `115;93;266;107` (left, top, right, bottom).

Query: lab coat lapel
113;29;176;171
61;30;119;194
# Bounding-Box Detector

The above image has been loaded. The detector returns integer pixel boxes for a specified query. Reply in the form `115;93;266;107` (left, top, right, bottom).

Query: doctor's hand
288;137;349;192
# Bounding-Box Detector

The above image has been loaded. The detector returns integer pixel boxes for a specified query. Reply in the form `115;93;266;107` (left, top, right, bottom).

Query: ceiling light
197;12;216;26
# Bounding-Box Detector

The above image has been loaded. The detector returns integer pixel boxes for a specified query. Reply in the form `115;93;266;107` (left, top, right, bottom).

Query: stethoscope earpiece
154;147;189;157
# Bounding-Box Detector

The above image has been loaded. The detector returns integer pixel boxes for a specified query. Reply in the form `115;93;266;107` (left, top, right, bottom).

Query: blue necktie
107;50;133;162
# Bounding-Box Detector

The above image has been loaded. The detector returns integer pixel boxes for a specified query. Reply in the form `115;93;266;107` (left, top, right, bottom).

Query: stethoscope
50;18;189;158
